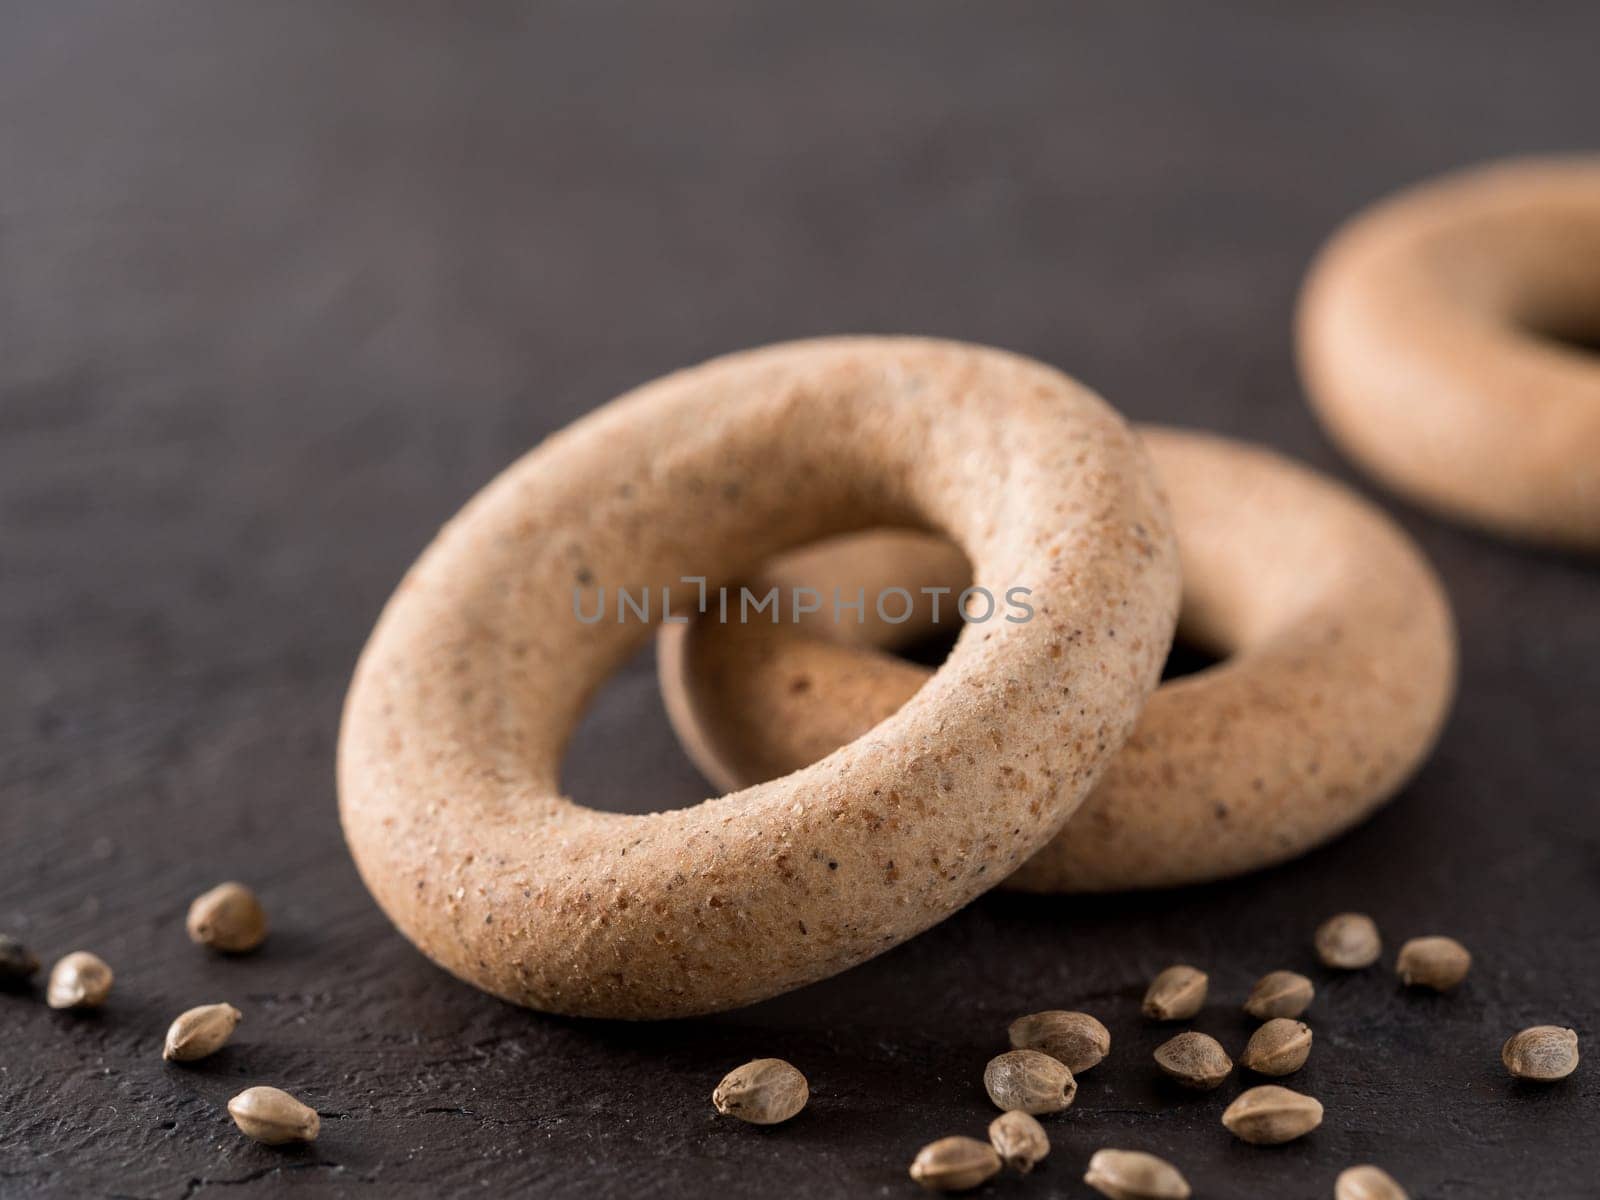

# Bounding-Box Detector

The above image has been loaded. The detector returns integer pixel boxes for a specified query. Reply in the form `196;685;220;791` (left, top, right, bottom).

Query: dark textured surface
2;3;1597;1197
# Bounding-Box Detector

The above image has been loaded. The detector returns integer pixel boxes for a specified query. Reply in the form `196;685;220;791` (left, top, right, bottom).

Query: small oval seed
227;1086;320;1145
983;1049;1076;1114
1244;970;1314;1020
164;1002;243;1062
1142;964;1208;1020
1153;1031;1233;1090
988;1110;1050;1173
1501;1026;1579;1081
1008;1010;1110;1074
1395;936;1471;991
1336;1164;1410;1200
45;951;113;1010
1241;1019;1313;1076
711;1058;808;1124
0;934;41;986
1221;1084;1323;1144
1084;1148;1192;1200
909;1135;1002;1192
187;882;268;953
1315;912;1381;969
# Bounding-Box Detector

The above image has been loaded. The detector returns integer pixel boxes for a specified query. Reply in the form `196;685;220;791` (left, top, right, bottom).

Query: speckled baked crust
659;427;1456;892
1298;157;1600;551
338;338;1180;1017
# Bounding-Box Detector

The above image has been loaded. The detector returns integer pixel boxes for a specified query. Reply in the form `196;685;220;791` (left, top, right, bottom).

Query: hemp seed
909;1136;1002;1192
1315;912;1381;969
1221;1084;1323;1144
45;951;113;1010
1336;1165;1410;1199
1084;1148;1192;1199
711;1058;808;1124
1153;1031;1233;1090
186;882;268;953
1240;1019;1313;1076
983;1049;1076;1114
1008;1009;1110;1074
227;1086;320;1145
1395;936;1471;991
1142;964;1208;1020
988;1110;1049;1173
1501;1026;1580;1081
0;934;40;986
1243;970;1314;1020
163;1002;243;1062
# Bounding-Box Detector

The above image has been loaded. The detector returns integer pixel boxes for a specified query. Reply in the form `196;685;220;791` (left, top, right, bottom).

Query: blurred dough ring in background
659;427;1457;893
339;337;1180;1018
1298;157;1600;550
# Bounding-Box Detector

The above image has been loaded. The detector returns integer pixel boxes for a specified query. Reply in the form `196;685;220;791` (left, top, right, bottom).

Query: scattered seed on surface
45;951;113;1010
163;1002;243;1062
1315;912;1381;969
1142;964;1208;1020
1241;1019;1313;1076
187;882;268;953
983;1049;1076;1114
227;1086;320;1145
1395;936;1471;991
1501;1026;1580;1081
711;1058;808;1124
0;934;40;985
1244;970;1314;1020
1153;1031;1233;1090
988;1110;1049;1173
1222;1084;1323;1144
909;1136;1002;1192
1336;1164;1410;1199
1008;1009;1110;1074
1084;1148;1192;1200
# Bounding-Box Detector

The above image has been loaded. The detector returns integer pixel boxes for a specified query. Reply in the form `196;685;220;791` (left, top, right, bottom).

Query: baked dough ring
1298;157;1600;550
659;427;1456;892
338;338;1179;1017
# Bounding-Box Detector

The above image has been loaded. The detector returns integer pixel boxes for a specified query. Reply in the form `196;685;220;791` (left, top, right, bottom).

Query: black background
2;3;1598;1197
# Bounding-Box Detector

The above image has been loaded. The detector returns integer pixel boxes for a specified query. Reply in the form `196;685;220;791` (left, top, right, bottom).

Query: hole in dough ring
659;426;1457;893
338;338;1180;1018
1298;157;1600;550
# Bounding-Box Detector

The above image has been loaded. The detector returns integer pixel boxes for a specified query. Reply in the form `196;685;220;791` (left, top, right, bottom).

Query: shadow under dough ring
1298;157;1600;550
659;427;1456;892
338;338;1180;1018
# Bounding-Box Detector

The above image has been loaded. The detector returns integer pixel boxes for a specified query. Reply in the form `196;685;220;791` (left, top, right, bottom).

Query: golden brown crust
1298;157;1600;550
659;427;1456;891
338;338;1180;1017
